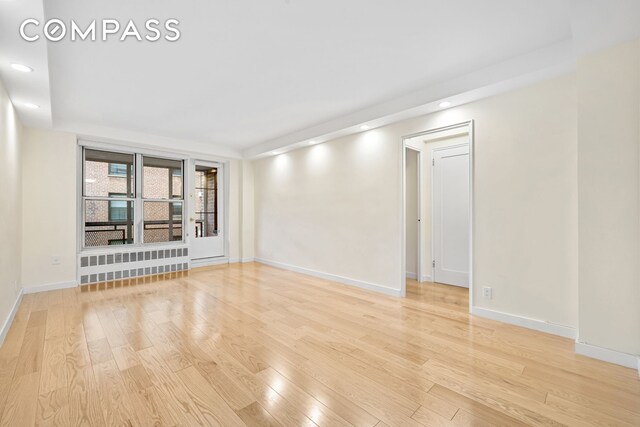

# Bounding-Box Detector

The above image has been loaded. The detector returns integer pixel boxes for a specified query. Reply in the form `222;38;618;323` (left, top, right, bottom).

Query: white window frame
79;145;187;252
140;153;186;245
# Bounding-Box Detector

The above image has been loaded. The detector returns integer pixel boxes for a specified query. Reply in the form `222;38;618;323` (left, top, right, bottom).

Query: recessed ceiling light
10;63;33;73
24;103;40;109
439;101;452;108
360;125;370;130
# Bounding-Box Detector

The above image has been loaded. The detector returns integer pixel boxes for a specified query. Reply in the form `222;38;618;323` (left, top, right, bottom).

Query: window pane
194;166;218;237
143;156;183;199
143;201;183;243
84;149;134;198
84;200;134;246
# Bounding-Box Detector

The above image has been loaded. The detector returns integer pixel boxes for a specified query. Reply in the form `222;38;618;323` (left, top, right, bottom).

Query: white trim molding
190;257;229;268
420;275;433;282
0;289;23;346
471;306;577;339
406;272;417;280
575;341;640;371
255;258;402;297
228;257;254;264
22;280;78;295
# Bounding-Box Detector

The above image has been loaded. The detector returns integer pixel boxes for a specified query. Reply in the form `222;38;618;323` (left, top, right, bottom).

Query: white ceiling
0;0;639;158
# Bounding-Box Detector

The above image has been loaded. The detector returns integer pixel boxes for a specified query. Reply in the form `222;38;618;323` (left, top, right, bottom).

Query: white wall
228;159;241;261
0;78;23;336
227;158;256;262
21;129;77;289
577;39;640;356
254;132;404;295
405;149;418;278
254;73;578;327
240;160;255;261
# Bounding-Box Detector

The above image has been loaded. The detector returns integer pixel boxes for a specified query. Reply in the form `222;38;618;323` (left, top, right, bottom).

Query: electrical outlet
52;255;61;265
482;287;492;299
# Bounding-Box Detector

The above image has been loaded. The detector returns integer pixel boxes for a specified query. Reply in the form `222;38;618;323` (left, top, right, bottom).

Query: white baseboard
407;272;433;282
22;280;77;295
190;257;228;268
575;341;640;371
255;258;402;297
228;257;255;264
471;306;577;339
0;289;23;346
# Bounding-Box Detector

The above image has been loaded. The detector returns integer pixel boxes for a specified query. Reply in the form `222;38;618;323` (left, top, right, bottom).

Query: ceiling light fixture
10;63;33;73
439;101;452;108
360;125;370;130
24;103;40;109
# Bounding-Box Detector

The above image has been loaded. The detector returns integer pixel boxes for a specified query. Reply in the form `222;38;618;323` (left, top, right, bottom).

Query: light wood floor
0;263;638;426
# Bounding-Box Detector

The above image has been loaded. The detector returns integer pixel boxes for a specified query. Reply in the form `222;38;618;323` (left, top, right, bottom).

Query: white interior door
433;145;470;287
190;161;224;259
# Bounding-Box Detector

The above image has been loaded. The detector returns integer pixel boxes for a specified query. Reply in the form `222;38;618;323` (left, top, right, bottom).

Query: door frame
405;146;422;283
188;159;230;266
401;120;475;312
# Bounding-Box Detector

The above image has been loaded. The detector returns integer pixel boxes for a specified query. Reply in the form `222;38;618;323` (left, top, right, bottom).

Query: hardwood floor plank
67;367;105;427
14;324;46;378
235;401;280;427
39;337;67;394
411;405;454;427
44;304;65;340
86;338;113;366
544;392;638;427
256;367;355;427
94;308;128;348
197;340;317;427
35;387;69;427
269;361;379;427
92;360;138;426
428;384;537;427
0;356;18;419
111;345;141;371
137;346;211;425
175;366;247;426
125;330;152;351
0;372;40;427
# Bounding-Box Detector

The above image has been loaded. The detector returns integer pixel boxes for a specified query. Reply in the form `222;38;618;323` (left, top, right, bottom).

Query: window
194;166;218;237
142;156;184;243
82;148;184;248
108;163;128;177
108;193;131;221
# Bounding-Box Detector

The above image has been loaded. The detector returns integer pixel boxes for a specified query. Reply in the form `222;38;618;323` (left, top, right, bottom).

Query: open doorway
402;122;473;310
405;148;420;281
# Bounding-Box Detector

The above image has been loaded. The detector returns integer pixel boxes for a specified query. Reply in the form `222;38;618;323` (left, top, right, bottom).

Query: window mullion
135;153;143;245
